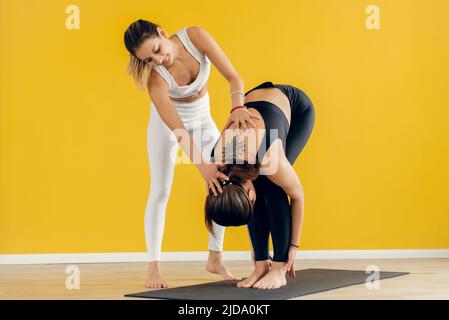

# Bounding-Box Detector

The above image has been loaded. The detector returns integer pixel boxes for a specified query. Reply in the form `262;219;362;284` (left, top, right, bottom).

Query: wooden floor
1;259;448;299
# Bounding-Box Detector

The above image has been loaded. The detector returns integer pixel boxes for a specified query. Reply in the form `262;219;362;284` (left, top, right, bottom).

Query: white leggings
144;93;225;261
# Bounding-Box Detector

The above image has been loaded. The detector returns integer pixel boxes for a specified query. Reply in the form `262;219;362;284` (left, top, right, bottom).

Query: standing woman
124;20;257;288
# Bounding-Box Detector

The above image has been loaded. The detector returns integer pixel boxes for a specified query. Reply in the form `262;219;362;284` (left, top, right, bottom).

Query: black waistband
245;81;310;115
245;81;277;95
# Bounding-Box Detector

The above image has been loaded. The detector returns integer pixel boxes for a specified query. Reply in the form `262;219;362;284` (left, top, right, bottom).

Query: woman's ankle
208;250;223;262
255;260;270;271
270;261;287;271
147;260;161;272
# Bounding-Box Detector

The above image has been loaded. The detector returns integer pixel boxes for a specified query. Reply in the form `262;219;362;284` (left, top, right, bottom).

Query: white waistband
151;93;212;123
172;92;210;107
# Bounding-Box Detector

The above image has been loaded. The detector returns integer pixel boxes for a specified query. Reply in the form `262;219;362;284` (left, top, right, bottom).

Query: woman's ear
157;27;168;38
248;188;256;203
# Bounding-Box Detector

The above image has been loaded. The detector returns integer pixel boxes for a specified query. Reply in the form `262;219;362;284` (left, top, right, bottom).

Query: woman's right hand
228;108;258;131
285;246;297;278
199;162;229;196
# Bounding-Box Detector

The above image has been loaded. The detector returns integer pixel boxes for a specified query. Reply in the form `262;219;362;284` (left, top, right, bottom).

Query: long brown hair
123;19;159;90
204;162;260;236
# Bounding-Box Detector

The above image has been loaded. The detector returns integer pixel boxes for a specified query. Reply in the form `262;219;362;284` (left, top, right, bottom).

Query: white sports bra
152;27;211;99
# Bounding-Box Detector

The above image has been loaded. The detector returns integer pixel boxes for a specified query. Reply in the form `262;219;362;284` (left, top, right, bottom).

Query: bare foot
206;250;241;281
237;260;270;288
145;261;169;289
253;261;287;289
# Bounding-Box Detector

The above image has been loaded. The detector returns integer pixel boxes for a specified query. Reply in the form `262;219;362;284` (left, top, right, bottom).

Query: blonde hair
123;19;160;90
126;54;152;91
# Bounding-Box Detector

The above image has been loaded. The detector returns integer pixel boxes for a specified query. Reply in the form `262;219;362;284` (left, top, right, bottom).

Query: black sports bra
211;82;290;165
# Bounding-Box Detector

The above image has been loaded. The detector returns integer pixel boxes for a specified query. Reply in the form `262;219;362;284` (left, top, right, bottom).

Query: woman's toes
237;279;248;288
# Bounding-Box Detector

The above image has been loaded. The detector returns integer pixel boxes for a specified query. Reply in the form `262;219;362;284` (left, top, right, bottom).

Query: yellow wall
1;0;448;254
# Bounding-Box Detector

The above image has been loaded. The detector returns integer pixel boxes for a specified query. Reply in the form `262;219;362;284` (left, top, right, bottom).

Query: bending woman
206;81;315;289
124;20;257;288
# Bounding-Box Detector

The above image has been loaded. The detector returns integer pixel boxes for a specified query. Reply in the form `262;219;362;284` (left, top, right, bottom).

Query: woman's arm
148;72;228;195
266;155;305;246
188;26;256;129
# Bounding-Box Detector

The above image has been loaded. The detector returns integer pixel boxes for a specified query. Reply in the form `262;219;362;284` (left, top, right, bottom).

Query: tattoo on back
222;135;247;163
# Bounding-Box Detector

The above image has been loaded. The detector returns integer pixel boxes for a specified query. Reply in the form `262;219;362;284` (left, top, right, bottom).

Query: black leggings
247;84;315;262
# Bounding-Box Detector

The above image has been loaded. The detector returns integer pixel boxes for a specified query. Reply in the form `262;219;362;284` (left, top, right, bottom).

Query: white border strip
0;250;448;265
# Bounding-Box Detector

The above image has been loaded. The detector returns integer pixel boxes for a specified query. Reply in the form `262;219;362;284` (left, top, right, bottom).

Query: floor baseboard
1;249;448;265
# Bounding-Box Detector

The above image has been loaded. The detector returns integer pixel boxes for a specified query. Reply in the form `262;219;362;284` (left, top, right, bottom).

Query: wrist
230;105;247;113
197;160;208;171
230;85;245;107
231;91;245;99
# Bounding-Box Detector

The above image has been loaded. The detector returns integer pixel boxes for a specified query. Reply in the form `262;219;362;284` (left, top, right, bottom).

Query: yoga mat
125;268;409;300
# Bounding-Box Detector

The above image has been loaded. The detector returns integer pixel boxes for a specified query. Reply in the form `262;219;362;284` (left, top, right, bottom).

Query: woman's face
242;180;256;204
134;28;175;69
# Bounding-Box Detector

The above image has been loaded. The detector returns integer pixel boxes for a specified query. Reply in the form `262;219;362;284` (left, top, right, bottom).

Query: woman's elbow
289;187;304;202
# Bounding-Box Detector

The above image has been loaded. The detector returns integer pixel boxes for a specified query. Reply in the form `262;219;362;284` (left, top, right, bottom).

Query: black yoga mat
125;268;409;300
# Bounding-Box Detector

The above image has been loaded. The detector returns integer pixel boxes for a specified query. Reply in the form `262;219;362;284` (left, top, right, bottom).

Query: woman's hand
199;162;229;196
226;108;258;131
285;246;297;278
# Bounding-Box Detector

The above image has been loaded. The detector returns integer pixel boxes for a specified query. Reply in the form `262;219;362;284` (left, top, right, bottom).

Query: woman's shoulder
183;25;205;35
175;26;203;39
260;140;288;176
147;70;170;94
183;26;211;53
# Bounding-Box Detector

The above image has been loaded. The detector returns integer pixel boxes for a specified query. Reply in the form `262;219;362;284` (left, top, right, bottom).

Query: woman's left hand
285;246;297;278
199;162;229;196
226;108;258;131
